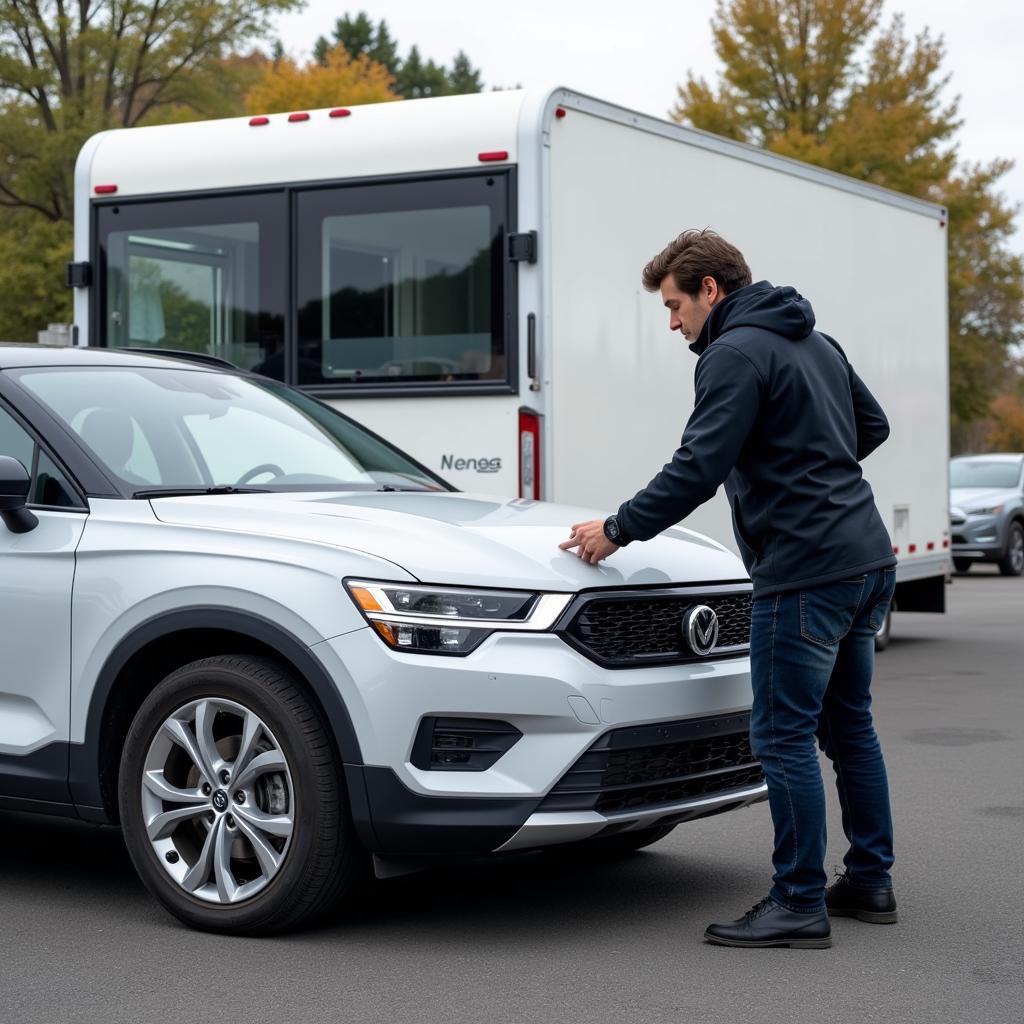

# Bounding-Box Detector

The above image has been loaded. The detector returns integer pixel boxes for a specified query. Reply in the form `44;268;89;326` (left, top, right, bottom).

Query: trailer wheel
874;609;892;652
953;557;972;574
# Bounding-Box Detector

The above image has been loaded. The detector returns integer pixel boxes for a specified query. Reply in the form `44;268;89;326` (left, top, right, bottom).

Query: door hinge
65;261;92;288
507;231;538;264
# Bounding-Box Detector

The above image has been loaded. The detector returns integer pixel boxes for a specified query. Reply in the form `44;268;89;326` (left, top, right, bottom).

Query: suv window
0;405;79;508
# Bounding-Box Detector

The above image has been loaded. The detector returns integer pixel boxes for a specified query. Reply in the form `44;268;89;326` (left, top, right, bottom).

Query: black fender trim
354;765;540;855
69;608;365;818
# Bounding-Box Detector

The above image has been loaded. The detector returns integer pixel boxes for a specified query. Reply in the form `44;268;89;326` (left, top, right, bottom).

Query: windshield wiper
132;485;271;499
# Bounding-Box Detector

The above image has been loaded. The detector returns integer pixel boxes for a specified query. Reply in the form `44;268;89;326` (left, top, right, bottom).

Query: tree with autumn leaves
673;0;1024;450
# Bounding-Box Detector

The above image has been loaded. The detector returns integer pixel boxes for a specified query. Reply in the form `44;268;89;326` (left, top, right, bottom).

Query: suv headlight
344;580;573;655
968;505;1003;516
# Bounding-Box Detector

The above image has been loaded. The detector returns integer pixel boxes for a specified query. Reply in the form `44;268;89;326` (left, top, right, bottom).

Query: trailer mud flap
894;575;946;613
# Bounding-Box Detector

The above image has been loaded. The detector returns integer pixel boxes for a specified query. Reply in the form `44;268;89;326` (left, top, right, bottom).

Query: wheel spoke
146;802;212;841
193;699;223;780
232;710;263;781
213;816;239;903
142;770;207;806
182;818;219;893
233;749;286;790
233;814;284;878
162;717;215;787
233;802;293;839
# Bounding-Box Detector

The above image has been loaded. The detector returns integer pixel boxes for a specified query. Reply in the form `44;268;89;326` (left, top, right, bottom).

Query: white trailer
69;86;951;625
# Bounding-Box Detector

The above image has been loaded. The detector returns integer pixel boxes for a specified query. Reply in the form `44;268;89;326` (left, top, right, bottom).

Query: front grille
559;589;751;667
540;713;763;814
952;533;966;545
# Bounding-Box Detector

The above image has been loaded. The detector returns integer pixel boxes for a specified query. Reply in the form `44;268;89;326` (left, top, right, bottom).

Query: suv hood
149;490;747;591
950;487;1016;509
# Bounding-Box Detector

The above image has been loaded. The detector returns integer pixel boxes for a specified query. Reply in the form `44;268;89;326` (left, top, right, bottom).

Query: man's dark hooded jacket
616;280;896;597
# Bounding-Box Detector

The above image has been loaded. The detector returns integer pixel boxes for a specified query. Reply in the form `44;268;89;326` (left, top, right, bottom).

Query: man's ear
702;275;722;304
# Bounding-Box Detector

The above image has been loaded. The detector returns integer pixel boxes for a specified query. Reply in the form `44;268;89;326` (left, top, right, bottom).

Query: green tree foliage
0;0;298;341
314;11;483;98
673;0;1023;436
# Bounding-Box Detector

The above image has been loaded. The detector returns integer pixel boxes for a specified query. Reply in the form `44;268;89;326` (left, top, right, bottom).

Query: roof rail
119;347;239;370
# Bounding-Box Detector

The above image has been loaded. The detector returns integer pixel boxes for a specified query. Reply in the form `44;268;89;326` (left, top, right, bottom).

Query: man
559;229;898;950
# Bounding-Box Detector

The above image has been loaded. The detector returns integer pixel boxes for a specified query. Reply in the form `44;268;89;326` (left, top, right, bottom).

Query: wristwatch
603;515;632;546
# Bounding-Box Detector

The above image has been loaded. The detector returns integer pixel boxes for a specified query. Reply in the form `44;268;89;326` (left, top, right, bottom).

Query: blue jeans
749;567;897;912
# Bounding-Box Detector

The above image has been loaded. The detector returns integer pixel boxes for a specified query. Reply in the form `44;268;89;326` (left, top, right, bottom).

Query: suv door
0;402;87;806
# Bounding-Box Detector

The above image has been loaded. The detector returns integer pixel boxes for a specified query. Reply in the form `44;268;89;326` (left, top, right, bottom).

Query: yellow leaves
244;45;398;115
984;392;1024;451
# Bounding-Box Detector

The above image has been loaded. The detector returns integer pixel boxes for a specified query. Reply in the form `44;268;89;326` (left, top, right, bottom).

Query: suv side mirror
0;456;39;534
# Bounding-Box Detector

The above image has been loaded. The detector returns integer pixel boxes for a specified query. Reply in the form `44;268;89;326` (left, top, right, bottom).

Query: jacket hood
690;280;816;355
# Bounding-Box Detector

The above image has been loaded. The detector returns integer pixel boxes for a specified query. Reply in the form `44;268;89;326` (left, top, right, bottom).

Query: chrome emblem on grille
683;605;719;656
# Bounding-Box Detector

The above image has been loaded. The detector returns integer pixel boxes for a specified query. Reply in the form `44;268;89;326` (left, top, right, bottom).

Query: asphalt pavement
1;566;1021;1024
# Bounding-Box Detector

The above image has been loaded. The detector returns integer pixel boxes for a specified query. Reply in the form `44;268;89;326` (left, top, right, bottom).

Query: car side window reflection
0;404;35;469
0;405;79;508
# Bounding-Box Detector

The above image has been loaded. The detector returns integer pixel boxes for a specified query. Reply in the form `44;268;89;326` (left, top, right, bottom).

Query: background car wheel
998;521;1024;577
874;608;892;652
544;823;677;860
953;557;973;573
119;655;363;934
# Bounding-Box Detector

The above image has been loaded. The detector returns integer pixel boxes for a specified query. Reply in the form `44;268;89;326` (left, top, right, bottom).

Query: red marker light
893;546;899;555
249;116;270;126
908;544;917;553
329;108;351;118
478;150;509;162
927;541;935;551
288;112;310;122
94;184;118;195
555;108;567;119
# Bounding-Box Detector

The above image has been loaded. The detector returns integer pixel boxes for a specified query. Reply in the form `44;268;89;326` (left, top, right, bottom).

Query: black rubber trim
0;742;73;804
69;608;365;817
356;765;539;855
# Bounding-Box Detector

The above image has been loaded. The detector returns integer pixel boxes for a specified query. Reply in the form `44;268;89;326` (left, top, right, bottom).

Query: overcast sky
275;0;1023;252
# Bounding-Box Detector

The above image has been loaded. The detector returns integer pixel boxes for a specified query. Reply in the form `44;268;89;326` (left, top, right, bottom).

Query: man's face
660;275;722;344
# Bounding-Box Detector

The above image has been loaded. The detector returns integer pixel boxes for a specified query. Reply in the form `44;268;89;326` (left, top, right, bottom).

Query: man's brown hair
642;229;752;296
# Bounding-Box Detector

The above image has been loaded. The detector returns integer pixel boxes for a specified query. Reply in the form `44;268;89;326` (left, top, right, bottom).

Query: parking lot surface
1;568;1021;1024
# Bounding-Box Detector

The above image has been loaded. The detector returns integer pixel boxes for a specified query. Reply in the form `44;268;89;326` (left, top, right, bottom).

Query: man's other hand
559;519;619;565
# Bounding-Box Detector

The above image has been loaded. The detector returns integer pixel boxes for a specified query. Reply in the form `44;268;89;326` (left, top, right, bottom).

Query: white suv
0;346;763;933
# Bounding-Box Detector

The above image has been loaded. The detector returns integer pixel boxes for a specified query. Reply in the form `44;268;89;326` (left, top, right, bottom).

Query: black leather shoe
826;873;898;923
704;896;832;948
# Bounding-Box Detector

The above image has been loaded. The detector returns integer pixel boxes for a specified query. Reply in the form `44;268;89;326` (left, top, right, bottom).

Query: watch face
606;517;620;539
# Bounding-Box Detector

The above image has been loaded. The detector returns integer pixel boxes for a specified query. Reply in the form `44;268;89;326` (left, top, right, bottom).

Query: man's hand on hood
559;519;619;565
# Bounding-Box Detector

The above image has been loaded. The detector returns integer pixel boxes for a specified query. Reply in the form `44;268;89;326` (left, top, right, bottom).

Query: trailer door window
96;193;287;377
296;174;510;390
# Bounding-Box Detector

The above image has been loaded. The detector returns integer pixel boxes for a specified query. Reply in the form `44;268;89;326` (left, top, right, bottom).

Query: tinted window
15;366;445;493
950;460;1023;489
296;174;509;388
97;193;287;377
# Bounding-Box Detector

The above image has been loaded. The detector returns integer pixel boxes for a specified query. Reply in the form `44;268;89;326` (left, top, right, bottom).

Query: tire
545;823;677;860
873;609;892;652
118;655;362;935
953;557;973;574
998;521;1024;577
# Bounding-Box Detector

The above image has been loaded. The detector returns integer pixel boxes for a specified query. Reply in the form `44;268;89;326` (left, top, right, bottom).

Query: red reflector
519;410;541;501
555;108;567;119
329;108;351;118
893;547;899;555
94;184;118;194
249;116;270;126
478;150;509;162
927;541;935;551
908;544;917;553
288;112;310;122
942;540;949;548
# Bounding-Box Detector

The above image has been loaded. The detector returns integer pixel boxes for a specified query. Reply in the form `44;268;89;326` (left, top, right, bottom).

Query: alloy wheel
140;697;294;905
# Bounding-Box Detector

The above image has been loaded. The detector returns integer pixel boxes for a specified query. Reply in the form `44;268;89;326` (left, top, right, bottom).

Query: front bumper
314;626;762;855
951;513;1005;560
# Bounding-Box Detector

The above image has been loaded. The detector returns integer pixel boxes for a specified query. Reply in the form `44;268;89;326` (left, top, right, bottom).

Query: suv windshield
14;365;446;493
950;459;1022;490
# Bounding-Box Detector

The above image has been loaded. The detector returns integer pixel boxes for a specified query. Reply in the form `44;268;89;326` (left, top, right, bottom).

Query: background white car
0;345;762;934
